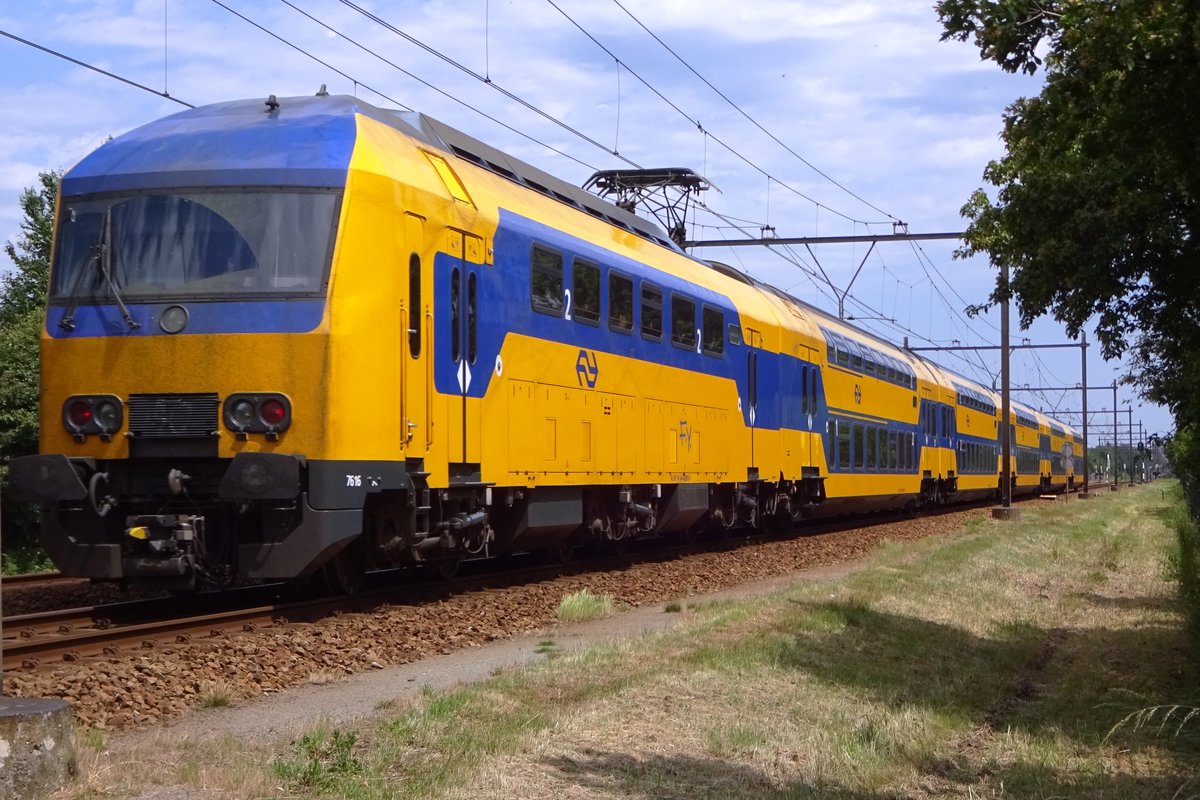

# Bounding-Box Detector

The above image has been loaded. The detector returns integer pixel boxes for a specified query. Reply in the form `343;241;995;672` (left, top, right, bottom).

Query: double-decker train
10;94;1081;592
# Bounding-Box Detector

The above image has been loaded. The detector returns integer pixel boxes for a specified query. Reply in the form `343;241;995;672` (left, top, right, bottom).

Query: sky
0;0;1172;444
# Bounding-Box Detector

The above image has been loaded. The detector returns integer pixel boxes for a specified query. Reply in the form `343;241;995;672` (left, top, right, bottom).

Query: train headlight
223;393;292;438
230;399;256;428
62;395;123;441
95;400;122;431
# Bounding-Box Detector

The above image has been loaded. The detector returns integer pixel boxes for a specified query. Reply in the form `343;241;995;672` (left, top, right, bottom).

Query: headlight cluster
223;393;292;439
62;395;124;441
61;392;294;443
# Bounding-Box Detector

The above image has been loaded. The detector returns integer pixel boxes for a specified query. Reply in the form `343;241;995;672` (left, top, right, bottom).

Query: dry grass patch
556;589;615;622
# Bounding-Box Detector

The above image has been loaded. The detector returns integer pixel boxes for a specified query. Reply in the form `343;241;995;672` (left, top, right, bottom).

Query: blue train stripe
44;300;325;337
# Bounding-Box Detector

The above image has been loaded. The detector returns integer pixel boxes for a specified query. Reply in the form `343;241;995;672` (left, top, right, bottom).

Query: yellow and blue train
10;94;1081;591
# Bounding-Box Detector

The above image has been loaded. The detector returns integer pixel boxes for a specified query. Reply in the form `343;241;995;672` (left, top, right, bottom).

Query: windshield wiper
59;209;140;332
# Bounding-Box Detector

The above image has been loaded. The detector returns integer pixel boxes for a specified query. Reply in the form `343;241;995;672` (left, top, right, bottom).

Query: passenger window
801;366;809;416
827;419;837;468
889;431;899;469
702;306;724;355
671;294;696;349
867;426;877;470
531;245;563;315
838;421;851;468
467;272;477;364
608;272;633;333
450;268;461;362
572;260;600;324
853;424;865;468
728;324;742;346
408;253;421;358
641;284;663;340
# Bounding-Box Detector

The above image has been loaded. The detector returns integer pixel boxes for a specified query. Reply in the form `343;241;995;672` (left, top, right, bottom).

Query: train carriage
9;94;1081;591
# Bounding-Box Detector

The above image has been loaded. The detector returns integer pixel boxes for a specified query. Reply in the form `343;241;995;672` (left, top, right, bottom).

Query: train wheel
321;537;367;596
437;557;461;581
545;541;577;564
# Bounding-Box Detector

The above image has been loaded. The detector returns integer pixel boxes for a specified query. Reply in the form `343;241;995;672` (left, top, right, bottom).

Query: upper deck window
572;259;600;325
531;245;564;315
51;189;340;302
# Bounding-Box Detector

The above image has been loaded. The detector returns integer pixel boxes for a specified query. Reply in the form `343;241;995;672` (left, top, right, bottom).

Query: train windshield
50;189;340;302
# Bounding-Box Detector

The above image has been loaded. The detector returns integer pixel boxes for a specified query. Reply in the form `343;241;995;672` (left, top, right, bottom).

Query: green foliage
1;169;59;559
273;728;362;791
936;1;1200;422
1;170;57;326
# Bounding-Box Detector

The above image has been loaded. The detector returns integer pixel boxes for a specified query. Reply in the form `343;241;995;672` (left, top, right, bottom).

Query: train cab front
10;172;353;589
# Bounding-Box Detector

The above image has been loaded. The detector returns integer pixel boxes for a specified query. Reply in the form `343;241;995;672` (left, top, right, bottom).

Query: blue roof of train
61;95;396;196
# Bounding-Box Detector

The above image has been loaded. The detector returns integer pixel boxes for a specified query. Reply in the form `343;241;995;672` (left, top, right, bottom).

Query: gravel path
3;507;986;731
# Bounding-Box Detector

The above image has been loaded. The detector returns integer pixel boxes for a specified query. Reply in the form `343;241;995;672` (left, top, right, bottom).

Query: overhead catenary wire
541;0;884;227
0;28;192;108
333;0;640;169
607;0;900;224
267;0;600;172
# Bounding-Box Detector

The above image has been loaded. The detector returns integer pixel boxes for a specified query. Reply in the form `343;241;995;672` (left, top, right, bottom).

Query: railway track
0;499;1016;674
1;570;76;590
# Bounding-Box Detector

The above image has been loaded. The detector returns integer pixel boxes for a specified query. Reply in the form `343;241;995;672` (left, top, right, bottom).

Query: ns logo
576;349;599;388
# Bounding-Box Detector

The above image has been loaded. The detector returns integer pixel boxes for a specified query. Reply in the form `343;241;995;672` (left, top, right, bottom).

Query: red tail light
260;398;286;426
68;400;93;427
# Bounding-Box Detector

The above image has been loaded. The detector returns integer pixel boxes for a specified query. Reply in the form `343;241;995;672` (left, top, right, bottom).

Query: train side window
836;337;850;366
864;355;876;375
671;294;697;350
408;253;422;358
608;271;633;333
641;284;663;340
889;430;899;469
850;342;864;370
827;419;837;468
838;421;851;468
809;368;818;412
728;323;742;346
826;338;836;363
531;245;564;315
450;268;461;362
853;424;865;468
702;305;724;355
467;272;478;364
572;259;600;325
801;365;809;416
866;426;877;470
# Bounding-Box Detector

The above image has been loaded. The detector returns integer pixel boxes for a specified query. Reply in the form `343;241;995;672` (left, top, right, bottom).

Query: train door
403;213;431;457
446;229;483;474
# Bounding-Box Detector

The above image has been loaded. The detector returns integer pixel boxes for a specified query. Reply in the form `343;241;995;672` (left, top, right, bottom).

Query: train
9;93;1083;592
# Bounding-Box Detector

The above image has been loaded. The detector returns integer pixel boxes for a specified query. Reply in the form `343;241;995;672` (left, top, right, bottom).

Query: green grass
555;589;614;622
60;484;1200;799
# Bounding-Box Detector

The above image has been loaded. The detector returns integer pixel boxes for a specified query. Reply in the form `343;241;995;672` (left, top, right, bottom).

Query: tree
2;170;58;325
1;169;60;568
936;0;1200;421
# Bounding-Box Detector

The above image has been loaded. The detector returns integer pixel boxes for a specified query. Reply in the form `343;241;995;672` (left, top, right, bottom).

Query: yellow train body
9;95;1079;589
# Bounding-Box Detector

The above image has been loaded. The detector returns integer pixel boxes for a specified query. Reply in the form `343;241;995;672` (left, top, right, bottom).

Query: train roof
62;94;678;249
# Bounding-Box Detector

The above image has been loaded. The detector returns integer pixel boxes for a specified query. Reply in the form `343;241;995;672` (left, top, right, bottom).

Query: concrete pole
1128;408;1135;487
1000;264;1012;509
1080;332;1089;494
1112;382;1119;490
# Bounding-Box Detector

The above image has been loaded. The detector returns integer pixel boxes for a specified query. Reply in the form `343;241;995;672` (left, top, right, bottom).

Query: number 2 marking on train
346;474;362;487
